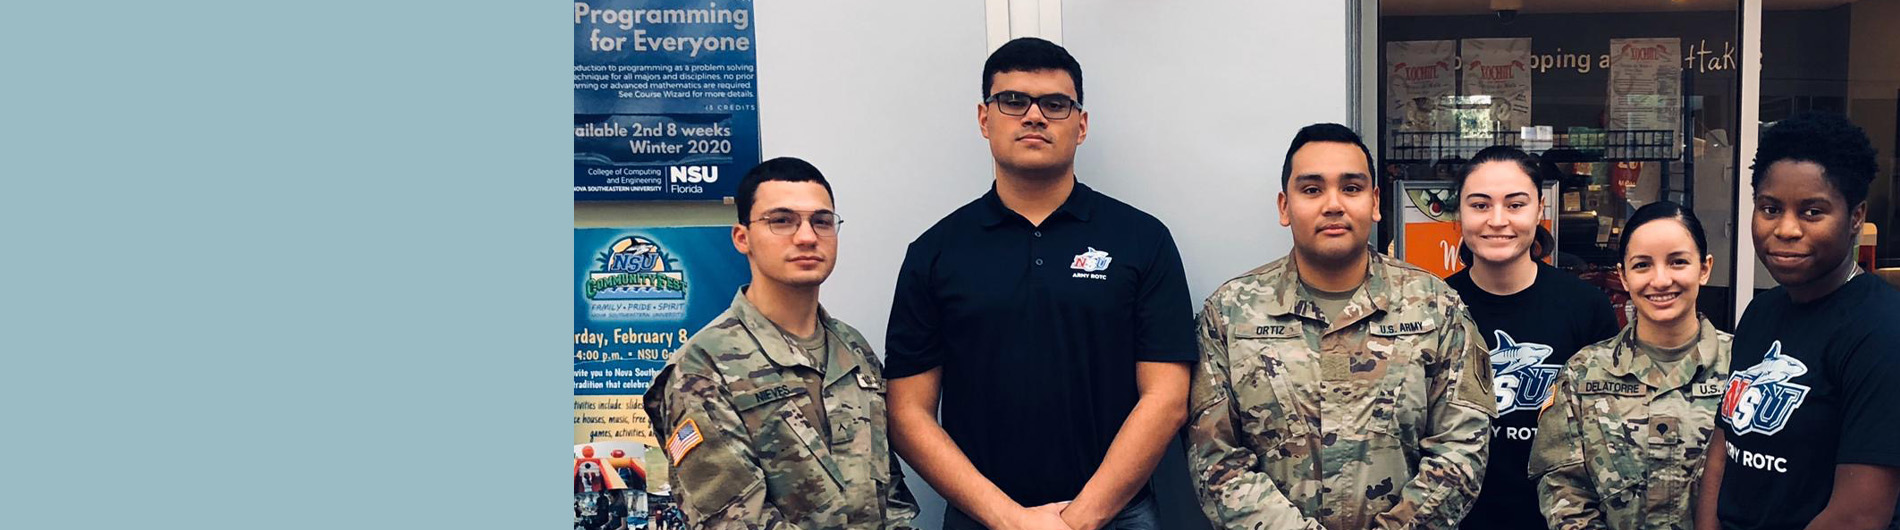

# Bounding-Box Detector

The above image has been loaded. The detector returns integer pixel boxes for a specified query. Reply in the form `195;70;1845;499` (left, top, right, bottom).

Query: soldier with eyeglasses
885;37;1197;530
644;157;920;529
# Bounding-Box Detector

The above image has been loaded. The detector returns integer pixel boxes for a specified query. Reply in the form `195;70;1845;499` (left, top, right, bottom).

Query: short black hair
1280;123;1376;188
1620;200;1709;261
734;157;834;224
982;37;1084;104
1454;145;1554;266
1752;112;1879;206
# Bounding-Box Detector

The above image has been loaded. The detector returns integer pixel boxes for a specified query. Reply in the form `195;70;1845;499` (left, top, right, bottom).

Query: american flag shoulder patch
667;418;704;465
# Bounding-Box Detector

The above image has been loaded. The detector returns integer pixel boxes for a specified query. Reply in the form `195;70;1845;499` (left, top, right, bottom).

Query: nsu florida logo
668;165;718;183
667;165;718;194
1490;330;1560;415
1722;341;1811;436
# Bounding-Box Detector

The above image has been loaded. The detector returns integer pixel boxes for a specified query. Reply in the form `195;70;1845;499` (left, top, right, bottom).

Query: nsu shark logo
1722;341;1811;436
1490;330;1561;415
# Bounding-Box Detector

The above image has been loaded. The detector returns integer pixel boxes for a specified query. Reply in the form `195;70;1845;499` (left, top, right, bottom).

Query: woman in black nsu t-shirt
1702;112;1900;530
1444;146;1619;530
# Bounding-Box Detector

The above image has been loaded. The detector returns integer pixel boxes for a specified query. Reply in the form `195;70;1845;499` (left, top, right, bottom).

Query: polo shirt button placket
1030;227;1043;266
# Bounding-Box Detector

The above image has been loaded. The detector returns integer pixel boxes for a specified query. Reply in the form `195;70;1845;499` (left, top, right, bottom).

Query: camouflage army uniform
1528;316;1731;530
644;289;920;529
1188;252;1495;530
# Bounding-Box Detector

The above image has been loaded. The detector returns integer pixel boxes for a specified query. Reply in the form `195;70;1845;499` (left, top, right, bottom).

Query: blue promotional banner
574;226;746;443
575;226;746;530
575;0;761;201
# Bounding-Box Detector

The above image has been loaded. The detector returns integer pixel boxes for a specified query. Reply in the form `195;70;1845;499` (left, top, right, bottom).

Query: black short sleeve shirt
1717;273;1900;529
883;181;1197;506
1446;263;1620;530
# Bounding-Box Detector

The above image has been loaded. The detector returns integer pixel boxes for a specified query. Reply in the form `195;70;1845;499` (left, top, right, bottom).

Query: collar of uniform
1602;323;1640;378
727;287;821;371
976;179;1097;229
815;306;867;388
1260;249;1394;328
1606;315;1721;391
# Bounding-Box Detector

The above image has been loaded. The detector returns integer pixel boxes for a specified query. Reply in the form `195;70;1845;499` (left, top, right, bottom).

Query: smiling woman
1621;204;1714;341
1444;145;1620;530
1747;114;1877;300
1453;146;1555;275
1707;112;1900;530
1528;201;1732;530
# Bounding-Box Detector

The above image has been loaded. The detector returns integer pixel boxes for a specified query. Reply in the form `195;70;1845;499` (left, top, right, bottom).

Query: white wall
1065;0;1348;304
755;0;993;346
755;2;991;526
753;1;1349;528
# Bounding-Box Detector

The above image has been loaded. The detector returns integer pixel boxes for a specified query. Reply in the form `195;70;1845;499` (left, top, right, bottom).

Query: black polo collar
976;179;1098;228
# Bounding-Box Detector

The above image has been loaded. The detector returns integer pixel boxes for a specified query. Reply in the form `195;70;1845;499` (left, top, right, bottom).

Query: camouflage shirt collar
1607;315;1722;390
727;287;824;371
1261;249;1394;326
818;309;868;388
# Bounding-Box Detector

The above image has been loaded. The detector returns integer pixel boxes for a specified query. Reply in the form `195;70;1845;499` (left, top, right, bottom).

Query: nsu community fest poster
575;226;748;530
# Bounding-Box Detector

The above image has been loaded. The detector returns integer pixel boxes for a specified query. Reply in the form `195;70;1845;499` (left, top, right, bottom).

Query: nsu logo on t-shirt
1490;330;1561;414
1722;340;1812;436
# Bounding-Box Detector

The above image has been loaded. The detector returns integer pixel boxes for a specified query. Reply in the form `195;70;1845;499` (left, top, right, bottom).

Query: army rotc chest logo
1489;330;1561;415
1721;341;1811;436
1070;247;1112;280
585;236;688;320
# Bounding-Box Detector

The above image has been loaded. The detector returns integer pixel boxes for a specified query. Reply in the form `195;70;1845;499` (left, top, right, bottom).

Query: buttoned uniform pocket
732;384;843;519
821;364;896;526
1362;318;1435;439
1643;378;1725;527
1317;319;1430;526
1592;460;1647;529
1227;323;1312;465
1578;388;1649;530
822;366;892;483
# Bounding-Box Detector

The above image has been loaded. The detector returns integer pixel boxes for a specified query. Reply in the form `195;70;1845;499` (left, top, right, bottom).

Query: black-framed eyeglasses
749;210;842;237
984;91;1079;120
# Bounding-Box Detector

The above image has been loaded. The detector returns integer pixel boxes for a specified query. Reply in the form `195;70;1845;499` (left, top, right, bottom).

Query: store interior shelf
1384;129;1677;163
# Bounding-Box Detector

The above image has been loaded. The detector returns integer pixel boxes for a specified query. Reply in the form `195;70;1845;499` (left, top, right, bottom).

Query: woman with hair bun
1528;201;1731;529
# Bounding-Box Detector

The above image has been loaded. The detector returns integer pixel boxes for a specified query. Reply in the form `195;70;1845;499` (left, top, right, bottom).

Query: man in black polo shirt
884;37;1196;530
